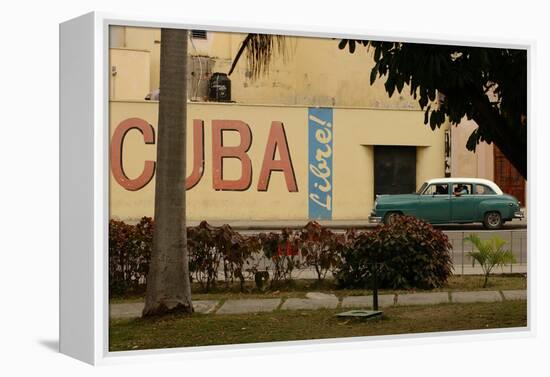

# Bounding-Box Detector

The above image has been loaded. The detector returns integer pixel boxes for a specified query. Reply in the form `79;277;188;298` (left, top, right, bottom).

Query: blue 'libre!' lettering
308;108;333;220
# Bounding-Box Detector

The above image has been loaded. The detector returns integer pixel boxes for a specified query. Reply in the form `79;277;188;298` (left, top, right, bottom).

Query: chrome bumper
369;215;382;224
514;210;525;219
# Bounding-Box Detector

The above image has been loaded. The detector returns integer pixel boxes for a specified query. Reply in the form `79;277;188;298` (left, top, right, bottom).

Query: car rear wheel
483;211;503;230
383;212;402;225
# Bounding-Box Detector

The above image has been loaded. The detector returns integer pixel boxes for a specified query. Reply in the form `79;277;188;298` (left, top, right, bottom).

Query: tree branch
228;34;253;76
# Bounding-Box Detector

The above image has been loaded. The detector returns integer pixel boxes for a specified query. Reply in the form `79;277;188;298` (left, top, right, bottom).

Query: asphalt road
233;221;526;234
189;213;527;232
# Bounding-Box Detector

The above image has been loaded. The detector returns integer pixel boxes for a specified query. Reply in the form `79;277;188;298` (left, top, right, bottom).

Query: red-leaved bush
258;228;302;285
109;217;153;295
109;215;454;295
299;221;346;281
335;215;453;289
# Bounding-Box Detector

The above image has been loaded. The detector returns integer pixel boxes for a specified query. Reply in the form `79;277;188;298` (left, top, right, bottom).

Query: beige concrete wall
109;49;150;100
110;101;445;222
109;25;126;49
290;37;418;109
332;108;445;219
213;35;420;108
114;26;423;109
110;101;307;222
450;119;494;180
124;27;161;91
108;26;447;222
188;31;235;60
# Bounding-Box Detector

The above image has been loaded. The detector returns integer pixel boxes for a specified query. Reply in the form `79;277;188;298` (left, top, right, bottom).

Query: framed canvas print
60;12;531;365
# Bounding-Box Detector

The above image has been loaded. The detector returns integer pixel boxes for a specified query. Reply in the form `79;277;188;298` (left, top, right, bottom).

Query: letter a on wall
308;108;333;220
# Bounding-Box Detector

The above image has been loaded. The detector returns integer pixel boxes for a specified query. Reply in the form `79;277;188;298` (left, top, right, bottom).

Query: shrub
109;217;153;296
332;229;369;288
258;228;302;286
110;219;262;295
187;221;221;292
335;216;453;289
186;221;263;292
299;221;345;281
214;224;262;291
109;216;453;295
465;234;516;287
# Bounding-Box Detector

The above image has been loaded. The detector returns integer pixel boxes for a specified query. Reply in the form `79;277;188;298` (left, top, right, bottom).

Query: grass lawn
109;300;527;351
110;274;527;304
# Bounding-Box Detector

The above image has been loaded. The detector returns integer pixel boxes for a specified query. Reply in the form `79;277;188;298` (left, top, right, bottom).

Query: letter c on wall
110;118;156;191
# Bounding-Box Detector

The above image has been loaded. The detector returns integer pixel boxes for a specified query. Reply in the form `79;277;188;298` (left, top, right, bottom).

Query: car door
450;183;477;222
417;183;451;223
471;183;499;221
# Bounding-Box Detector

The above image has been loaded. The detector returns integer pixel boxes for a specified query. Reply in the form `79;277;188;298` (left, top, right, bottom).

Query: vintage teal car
368;178;524;229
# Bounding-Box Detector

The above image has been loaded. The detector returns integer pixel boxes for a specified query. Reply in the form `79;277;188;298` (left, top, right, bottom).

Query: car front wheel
483;211;503;230
383;211;401;225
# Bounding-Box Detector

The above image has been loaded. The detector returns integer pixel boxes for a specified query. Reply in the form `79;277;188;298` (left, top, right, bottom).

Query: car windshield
416;182;428;194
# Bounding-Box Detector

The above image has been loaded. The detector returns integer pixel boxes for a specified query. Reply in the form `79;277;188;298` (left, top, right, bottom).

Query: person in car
436;184;448;195
454;184;468;196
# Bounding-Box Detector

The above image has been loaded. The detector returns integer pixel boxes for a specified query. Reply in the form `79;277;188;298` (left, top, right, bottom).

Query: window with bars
191;30;207;39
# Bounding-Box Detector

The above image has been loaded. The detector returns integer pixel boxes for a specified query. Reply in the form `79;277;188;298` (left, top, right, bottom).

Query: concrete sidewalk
110;289;526;319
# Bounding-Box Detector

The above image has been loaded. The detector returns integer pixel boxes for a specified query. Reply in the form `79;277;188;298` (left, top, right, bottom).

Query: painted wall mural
308;108;333;220
110;118;298;193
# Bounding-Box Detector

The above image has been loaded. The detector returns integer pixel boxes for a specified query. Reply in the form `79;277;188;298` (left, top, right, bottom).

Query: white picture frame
59;11;534;365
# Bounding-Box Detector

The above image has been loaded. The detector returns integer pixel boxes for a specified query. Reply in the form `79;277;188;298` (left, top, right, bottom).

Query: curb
110;290;526;319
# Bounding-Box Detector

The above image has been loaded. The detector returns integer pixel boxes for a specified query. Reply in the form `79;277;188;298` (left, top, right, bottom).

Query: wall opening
374;146;417;198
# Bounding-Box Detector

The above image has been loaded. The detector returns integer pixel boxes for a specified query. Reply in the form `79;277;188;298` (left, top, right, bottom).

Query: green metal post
372;263;379;311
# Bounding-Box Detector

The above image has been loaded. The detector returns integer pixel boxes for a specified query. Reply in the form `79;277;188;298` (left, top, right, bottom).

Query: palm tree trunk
143;28;193;316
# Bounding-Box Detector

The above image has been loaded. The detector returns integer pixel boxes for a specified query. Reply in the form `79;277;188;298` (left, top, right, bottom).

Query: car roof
423;178;503;195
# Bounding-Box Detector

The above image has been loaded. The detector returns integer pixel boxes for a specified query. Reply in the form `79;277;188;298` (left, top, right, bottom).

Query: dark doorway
494;146;525;204
374;146;417;198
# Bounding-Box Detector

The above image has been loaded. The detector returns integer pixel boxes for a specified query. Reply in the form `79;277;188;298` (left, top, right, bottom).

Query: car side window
475;184;496;195
452;183;473;196
423;184;448;195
